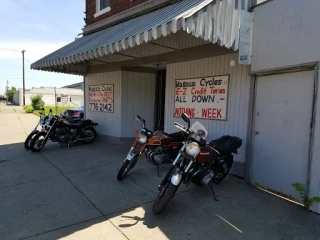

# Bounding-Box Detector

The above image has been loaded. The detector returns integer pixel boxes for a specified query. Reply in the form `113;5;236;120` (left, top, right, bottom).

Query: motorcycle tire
81;128;97;144
24;132;37;150
153;182;178;214
117;160;132;181
30;132;47;152
216;156;234;182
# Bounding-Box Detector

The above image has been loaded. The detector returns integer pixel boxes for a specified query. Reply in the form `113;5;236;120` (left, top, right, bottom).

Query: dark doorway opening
154;70;166;131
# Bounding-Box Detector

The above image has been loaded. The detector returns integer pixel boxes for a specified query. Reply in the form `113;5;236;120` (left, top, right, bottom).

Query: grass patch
24;105;75;117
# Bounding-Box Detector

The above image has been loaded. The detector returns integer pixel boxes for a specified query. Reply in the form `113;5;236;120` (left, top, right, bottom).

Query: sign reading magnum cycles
174;75;229;120
89;84;114;112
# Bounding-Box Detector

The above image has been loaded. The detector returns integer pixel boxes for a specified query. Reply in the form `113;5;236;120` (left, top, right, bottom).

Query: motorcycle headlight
137;134;147;144
185;142;200;157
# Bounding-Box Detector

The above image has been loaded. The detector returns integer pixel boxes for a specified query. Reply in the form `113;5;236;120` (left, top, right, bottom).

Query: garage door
252;71;314;200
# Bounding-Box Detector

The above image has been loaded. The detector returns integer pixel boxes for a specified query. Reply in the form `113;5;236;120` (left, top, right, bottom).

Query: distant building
13;87;83;106
62;82;84;90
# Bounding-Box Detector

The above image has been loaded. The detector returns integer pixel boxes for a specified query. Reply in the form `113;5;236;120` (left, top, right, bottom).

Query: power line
0;48;23;52
0;78;62;85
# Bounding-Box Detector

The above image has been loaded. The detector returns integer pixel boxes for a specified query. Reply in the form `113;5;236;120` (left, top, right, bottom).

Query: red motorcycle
153;113;242;214
117;116;186;180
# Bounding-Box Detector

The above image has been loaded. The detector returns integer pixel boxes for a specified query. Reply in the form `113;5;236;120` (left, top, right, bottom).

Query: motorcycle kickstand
156;165;160;177
210;185;218;201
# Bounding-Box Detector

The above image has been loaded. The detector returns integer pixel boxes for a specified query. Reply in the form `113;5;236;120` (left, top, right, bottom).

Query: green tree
30;94;43;110
6;87;17;102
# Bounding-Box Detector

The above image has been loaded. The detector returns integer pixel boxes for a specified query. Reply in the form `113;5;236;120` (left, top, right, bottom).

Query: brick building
31;0;320;213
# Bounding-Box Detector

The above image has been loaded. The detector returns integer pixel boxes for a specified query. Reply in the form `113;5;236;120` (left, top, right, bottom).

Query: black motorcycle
153;113;242;214
30;112;98;152
24;107;51;150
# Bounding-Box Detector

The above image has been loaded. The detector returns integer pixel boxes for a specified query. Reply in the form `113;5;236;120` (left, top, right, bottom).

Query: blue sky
0;0;85;95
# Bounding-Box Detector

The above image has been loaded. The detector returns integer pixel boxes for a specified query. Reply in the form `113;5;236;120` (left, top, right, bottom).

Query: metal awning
31;0;249;75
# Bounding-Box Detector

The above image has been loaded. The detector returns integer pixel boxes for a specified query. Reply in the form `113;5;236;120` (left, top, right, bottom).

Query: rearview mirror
181;113;189;123
181;113;190;130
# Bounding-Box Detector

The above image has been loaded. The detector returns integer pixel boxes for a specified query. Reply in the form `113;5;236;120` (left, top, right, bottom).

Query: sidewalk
0;105;320;240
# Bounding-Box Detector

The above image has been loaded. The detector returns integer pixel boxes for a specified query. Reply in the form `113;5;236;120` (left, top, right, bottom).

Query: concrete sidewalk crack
20;216;103;240
39;152;105;217
109;219;130;240
128;175;157;194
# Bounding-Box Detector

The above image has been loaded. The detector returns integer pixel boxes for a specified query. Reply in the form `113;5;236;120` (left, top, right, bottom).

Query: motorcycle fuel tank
148;132;170;145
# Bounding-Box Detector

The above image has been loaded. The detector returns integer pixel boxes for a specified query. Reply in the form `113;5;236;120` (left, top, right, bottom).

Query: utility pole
22;50;26;106
5;80;9;94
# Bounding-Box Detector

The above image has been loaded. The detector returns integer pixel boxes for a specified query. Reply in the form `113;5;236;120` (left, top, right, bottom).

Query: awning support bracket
147;42;181;51
114;52;142;59
91;59;112;64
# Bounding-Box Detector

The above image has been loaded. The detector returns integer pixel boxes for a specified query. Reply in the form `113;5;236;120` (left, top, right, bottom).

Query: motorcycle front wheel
117;157;138;180
153;182;178;214
30;132;47;152
24;132;37;150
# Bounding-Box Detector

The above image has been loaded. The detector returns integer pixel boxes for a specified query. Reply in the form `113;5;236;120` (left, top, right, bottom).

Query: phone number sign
174;75;229;120
89;84;114;112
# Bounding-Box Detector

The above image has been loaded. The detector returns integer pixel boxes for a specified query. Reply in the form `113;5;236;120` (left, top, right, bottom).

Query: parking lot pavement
1;105;320;240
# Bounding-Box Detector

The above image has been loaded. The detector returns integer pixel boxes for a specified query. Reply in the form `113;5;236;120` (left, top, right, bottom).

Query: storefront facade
31;0;320;213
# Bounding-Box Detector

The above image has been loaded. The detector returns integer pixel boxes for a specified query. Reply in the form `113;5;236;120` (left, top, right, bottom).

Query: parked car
63;105;84;119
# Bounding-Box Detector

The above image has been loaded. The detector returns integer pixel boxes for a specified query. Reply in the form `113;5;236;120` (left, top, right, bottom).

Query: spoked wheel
153;182;178;214
82;128;97;143
24;132;37;150
117;159;134;181
30;132;47;152
215;156;233;182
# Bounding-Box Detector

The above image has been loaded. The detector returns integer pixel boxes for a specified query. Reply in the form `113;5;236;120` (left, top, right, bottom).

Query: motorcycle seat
209;135;242;154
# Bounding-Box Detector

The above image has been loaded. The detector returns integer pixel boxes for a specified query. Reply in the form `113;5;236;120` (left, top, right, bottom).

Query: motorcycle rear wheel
24;132;37;150
153;182;178;214
82;128;97;143
215;156;233;182
30;132;47;152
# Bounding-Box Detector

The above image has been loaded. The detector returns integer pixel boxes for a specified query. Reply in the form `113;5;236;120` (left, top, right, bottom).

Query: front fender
31;129;40;134
171;172;182;186
126;149;138;161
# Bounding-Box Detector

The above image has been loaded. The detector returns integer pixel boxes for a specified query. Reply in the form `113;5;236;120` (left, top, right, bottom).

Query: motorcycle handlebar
134;115;146;127
173;122;187;132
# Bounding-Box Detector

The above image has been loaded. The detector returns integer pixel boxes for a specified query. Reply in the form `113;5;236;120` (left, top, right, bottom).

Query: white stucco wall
252;0;320;72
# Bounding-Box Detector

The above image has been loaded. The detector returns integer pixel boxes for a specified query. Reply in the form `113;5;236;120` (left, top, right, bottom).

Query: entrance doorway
252;71;314;200
154;70;166;131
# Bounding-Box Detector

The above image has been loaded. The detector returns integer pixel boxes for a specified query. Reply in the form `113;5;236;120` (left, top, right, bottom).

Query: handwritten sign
61;94;69;103
174;75;229;120
89;84;114;112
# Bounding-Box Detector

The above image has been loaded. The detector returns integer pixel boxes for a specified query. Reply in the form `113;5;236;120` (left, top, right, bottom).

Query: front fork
126;140;147;163
158;144;187;190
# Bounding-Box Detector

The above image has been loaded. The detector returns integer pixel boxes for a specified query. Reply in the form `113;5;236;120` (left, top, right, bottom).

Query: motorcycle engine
147;146;171;165
55;128;71;142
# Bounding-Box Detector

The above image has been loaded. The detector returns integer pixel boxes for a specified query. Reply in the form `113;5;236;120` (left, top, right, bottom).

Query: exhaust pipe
201;171;215;185
69;136;94;143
